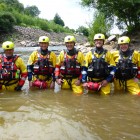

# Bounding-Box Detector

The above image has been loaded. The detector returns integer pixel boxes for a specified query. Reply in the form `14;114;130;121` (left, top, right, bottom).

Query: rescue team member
55;35;84;94
27;36;56;89
82;33;116;95
0;41;27;91
112;36;140;95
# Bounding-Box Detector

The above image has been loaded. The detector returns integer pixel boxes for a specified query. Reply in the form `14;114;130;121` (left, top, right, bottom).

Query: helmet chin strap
67;48;76;56
120;48;131;57
4;54;14;60
40;48;48;55
95;46;104;54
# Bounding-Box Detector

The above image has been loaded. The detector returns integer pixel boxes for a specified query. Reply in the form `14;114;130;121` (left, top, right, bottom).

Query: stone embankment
0;26;140;53
9;26;88;47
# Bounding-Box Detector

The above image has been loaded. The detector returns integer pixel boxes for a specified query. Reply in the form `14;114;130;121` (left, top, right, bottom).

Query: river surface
0;47;140;140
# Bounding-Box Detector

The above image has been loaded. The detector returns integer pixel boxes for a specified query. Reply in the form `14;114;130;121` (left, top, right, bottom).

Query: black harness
87;49;110;81
33;51;54;81
115;50;137;91
61;49;81;88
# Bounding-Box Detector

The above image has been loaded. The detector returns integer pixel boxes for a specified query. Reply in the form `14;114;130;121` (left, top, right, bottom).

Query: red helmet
87;82;100;91
32;80;48;89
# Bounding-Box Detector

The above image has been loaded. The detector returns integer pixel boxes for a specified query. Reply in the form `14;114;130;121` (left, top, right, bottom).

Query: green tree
76;26;89;36
81;0;140;32
0;12;16;33
53;13;65;26
24;5;40;17
0;3;7;11
0;0;24;12
88;12;111;45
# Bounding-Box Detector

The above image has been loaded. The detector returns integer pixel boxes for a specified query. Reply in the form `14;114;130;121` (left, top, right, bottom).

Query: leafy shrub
0;12;16;33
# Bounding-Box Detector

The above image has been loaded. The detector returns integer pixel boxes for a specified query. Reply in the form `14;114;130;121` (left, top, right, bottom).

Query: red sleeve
78;74;82;80
18;72;28;86
55;65;60;78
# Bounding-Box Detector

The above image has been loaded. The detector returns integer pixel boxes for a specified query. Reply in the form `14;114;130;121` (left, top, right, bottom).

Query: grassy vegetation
0;1;74;34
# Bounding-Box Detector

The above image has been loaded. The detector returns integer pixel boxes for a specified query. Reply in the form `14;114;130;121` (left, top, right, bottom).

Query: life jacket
60;49;81;78
0;54;20;80
115;50;137;80
33;50;54;76
87;49;110;79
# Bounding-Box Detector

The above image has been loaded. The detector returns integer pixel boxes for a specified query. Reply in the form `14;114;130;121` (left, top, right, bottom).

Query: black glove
15;85;22;91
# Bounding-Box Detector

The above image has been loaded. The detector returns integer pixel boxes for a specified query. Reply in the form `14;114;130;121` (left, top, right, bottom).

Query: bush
0;12;16;33
88;12;111;44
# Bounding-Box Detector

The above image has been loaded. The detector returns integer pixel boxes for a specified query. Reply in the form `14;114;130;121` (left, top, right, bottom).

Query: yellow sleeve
77;51;85;65
132;50;140;67
50;52;57;67
84;51;92;67
15;57;27;73
27;51;38;65
111;50;119;63
56;51;64;66
105;51;116;66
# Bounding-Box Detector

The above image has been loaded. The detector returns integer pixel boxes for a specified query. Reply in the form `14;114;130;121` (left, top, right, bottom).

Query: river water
0;47;140;140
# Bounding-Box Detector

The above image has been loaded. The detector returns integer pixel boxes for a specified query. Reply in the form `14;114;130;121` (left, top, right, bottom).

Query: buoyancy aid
60;49;81;78
33;51;54;76
87;49;110;79
115;50;137;80
0;54;20;80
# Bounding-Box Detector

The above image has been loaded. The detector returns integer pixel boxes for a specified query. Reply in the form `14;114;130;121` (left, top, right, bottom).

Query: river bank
0;26;88;47
0;26;140;53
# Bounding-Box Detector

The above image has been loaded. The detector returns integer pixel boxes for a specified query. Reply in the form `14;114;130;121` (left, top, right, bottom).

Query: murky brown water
0;47;140;140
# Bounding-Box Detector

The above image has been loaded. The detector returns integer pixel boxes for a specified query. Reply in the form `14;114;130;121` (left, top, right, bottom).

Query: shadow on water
0;47;140;140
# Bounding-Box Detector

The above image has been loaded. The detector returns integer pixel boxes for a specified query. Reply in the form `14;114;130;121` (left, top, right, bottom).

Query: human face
39;42;49;50
119;43;129;52
65;42;75;50
94;39;104;48
4;49;14;57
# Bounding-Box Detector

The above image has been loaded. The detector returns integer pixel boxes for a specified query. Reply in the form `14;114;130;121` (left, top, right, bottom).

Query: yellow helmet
118;36;130;45
64;35;76;43
38;36;49;43
2;41;14;50
94;33;105;41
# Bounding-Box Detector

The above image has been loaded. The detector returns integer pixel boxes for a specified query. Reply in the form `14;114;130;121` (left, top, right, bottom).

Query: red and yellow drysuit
112;50;140;95
55;49;84;94
82;48;116;95
27;50;56;89
0;54;27;91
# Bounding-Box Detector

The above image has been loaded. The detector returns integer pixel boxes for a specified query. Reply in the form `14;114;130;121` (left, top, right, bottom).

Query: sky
18;0;93;30
18;0;122;34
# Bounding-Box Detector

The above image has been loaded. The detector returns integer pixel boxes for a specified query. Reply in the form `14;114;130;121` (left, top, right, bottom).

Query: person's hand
134;78;139;83
101;80;108;87
50;81;55;89
29;81;32;88
82;82;88;88
56;79;63;85
75;79;81;86
15;85;22;91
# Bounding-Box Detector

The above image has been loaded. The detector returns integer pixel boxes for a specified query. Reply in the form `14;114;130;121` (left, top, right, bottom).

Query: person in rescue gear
82;33;116;95
0;41;27;91
27;36;56;89
112;36;140;95
55;35;85;94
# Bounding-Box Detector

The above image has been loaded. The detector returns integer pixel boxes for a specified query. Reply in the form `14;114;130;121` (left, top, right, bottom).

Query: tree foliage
0;0;24;12
0;12;16;33
88;12;111;44
81;0;140;32
0;0;74;34
76;26;89;36
53;13;65;27
24;5;40;17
